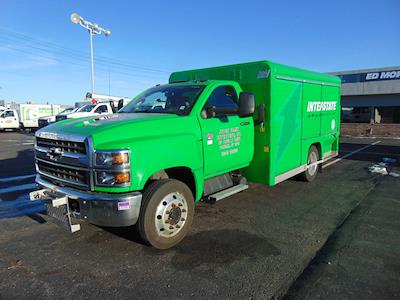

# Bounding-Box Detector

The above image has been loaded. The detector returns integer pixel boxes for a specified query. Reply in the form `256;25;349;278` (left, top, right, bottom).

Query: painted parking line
0;174;36;183
1;140;35;143
0;183;36;194
339;151;399;156
323;140;382;169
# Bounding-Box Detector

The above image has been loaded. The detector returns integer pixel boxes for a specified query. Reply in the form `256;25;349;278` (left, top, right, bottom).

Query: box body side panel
269;78;303;180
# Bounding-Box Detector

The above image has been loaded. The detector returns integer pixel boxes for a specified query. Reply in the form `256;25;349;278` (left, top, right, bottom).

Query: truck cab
0;109;19;130
56;102;114;122
33;80;255;249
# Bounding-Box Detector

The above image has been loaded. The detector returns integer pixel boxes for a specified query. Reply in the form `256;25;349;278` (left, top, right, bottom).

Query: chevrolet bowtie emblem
46;147;63;161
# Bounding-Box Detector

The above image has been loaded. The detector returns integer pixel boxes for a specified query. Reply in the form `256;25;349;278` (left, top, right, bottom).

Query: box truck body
7;104;61;129
169;61;341;185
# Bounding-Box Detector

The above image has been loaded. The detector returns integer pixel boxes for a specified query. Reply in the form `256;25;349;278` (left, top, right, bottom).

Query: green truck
31;61;341;249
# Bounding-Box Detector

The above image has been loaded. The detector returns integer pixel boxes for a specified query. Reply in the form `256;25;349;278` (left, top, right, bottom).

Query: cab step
206;184;248;204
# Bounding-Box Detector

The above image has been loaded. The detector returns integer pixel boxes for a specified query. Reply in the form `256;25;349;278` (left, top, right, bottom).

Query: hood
39;115;56;122
39;112;180;137
36;112;200;153
66;112;98;119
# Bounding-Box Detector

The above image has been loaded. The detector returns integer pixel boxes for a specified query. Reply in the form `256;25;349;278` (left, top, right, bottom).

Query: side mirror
109;101;117;113
238;92;255;118
117;99;124;111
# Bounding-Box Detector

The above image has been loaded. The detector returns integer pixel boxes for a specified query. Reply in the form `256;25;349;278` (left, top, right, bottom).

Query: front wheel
301;145;320;182
137;179;194;249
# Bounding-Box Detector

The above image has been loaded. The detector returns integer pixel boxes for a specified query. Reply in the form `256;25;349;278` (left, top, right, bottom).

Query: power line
0;27;173;76
0;34;169;76
0;42;168;81
0;27;172;72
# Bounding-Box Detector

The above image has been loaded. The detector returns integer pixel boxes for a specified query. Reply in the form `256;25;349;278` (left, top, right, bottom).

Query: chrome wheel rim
308;151;318;176
155;192;188;238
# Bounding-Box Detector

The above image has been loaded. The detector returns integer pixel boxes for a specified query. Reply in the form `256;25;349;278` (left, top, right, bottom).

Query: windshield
77;104;96;112
120;85;204;116
60;108;73;114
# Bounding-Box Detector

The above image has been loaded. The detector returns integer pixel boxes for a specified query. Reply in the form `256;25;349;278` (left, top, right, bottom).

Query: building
329;67;400;136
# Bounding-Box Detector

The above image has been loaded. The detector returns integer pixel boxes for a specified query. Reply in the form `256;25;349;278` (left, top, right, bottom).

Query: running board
206;184;248;204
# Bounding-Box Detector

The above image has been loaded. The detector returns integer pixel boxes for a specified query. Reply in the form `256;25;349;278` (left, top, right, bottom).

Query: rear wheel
137;179;194;249
301;145;319;182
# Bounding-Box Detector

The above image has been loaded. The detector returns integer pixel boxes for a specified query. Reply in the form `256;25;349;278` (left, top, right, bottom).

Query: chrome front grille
35;132;92;190
56;115;68;122
38;119;49;128
37;160;89;187
36;137;86;154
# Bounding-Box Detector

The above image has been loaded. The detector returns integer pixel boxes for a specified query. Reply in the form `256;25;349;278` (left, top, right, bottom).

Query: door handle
240;121;250;126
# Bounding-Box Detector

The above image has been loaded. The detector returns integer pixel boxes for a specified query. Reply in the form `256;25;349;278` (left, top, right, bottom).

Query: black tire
137;179;194;249
300;145;319;182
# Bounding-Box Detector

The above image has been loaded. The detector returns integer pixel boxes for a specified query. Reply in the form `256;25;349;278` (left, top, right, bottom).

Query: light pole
70;13;111;94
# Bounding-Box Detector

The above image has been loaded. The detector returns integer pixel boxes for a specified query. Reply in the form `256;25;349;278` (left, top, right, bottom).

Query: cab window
206;85;238;110
4;111;14;117
95;105;108;113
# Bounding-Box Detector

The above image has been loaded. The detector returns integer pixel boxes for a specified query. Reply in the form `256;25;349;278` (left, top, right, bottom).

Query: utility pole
70;13;111;94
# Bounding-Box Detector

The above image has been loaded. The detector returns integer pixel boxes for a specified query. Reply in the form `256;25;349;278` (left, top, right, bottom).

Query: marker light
113;153;129;164
96;171;130;186
114;172;130;183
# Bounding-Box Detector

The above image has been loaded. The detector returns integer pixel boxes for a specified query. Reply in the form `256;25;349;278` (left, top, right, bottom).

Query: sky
0;0;399;105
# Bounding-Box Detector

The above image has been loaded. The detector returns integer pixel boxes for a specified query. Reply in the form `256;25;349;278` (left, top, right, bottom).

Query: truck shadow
0;147;46;223
100;225;144;245
100;225;281;270
170;229;281;272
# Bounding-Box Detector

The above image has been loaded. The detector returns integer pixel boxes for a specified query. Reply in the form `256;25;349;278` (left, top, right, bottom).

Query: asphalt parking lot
0;132;399;299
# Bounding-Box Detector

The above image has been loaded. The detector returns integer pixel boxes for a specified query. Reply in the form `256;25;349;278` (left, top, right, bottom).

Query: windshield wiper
121;109;181;116
132;110;152;113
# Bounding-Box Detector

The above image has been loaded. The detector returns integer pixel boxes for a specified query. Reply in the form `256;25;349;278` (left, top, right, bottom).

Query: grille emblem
46;147;64;161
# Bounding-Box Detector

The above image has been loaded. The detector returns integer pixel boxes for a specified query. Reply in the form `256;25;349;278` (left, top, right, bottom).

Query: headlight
96;171;130;186
95;150;130;166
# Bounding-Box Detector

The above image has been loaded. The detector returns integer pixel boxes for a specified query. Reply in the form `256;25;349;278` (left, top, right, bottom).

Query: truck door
199;85;254;178
2;110;19;129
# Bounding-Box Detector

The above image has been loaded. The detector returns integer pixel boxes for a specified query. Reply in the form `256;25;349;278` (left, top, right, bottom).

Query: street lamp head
70;13;81;24
104;29;111;37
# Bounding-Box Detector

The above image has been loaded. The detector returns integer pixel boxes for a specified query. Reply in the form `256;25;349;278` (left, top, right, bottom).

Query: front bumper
36;175;142;228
